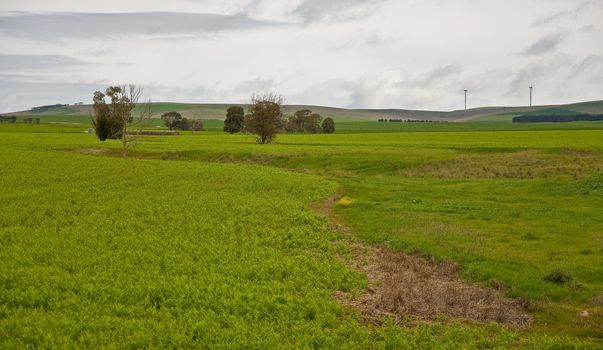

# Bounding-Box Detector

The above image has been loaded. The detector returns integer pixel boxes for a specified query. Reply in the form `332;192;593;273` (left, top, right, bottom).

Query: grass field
1;122;602;348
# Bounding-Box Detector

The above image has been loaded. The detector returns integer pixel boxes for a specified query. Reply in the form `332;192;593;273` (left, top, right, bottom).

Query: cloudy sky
0;0;602;113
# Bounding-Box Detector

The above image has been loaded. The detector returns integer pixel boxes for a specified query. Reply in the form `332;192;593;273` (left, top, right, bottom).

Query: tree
243;93;284;144
91;90;119;141
284;109;323;133
290;109;312;132
224;106;245;133
161;111;182;130
190;119;204;132
304;113;322;133
180;117;191;131
321;117;335;134
91;85;152;157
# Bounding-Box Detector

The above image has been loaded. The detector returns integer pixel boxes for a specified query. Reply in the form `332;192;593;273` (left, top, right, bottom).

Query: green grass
1;124;602;348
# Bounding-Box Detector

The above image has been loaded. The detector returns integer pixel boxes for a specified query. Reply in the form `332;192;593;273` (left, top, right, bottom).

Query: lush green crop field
1;124;602;348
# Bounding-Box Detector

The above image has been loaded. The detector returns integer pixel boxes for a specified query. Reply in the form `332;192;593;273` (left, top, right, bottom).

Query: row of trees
223;94;335;143
161;111;204;131
0;116;17;123
91;88;335;152
0;116;41;123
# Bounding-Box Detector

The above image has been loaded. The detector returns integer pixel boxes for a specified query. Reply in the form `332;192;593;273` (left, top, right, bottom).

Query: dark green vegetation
1;116;602;348
513;114;603;123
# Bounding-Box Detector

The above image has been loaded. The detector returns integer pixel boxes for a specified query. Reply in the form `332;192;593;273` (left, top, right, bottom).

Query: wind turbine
464;89;468;110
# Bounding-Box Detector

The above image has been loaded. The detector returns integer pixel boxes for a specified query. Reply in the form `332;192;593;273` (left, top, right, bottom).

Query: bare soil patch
313;195;532;328
78;147;113;155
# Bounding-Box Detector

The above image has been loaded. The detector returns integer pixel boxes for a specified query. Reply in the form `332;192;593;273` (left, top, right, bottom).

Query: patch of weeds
522;233;538;241
544;270;573;285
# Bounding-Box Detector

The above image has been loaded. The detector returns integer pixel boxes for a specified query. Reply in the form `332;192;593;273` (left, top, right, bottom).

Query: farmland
8;100;603;122
1;121;603;348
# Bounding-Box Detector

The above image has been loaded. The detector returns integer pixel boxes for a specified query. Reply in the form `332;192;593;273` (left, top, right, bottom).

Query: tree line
91;88;335;155
223;93;335;143
512;114;603;123
0;116;40;123
161;111;203;131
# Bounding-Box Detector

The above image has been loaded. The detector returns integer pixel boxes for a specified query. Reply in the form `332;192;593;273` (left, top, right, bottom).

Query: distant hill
6;100;603;122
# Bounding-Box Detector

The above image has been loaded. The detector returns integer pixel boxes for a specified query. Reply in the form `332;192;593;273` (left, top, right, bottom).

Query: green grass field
1;120;602;348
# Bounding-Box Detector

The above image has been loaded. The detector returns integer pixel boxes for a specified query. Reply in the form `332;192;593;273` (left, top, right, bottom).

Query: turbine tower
464;89;468;110
529;86;533;107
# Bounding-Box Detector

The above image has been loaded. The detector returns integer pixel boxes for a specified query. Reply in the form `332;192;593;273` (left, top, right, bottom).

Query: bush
321;117;335;134
190;119;204;132
224;106;245;133
544;269;573;285
161;111;182;130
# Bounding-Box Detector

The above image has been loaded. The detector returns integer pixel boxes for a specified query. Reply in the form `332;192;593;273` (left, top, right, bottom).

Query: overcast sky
1;0;602;113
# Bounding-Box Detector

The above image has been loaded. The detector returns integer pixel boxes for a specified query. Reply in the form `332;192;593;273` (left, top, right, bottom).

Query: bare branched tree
244;92;284;144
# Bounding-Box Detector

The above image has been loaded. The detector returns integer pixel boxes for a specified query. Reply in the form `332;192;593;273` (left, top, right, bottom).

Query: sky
0;0;602;113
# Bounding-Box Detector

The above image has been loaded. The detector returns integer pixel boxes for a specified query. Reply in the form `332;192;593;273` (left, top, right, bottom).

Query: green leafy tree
321;117;335;134
161;111;182;130
91;85;151;157
290;109;312;132
92;91;118;141
304;113;322;133
243;93;284;144
224;106;245;133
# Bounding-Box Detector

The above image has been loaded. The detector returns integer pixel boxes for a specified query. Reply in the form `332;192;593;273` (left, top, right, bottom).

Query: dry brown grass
400;150;603;179
313;195;532;329
336;248;532;328
78;147;113;155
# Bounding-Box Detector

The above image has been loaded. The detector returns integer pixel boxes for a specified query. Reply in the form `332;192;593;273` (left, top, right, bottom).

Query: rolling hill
5;100;603;123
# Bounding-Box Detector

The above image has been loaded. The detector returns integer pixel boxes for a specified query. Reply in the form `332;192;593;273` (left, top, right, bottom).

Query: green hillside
5;100;603;124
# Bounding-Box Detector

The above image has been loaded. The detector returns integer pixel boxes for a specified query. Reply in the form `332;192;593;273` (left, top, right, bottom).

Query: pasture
1;122;602;348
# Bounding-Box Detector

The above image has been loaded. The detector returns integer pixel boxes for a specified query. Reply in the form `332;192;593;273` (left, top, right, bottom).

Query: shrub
321;117;335;134
544;269;573;285
161;111;183;130
224;106;245;133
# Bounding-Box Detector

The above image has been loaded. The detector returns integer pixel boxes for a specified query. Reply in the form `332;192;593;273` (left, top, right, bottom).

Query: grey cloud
234;78;277;93
0;12;285;40
531;10;573;27
532;0;601;27
334;64;463;109
571;55;603;83
236;0;263;17
423;64;463;82
578;24;595;33
506;54;574;97
0;54;85;71
0;80;107;113
292;0;384;23
522;32;568;56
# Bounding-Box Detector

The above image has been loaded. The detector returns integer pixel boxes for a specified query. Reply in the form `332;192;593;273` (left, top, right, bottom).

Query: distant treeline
378;118;448;123
512;114;603;123
23;117;40;124
31;104;68;113
0;115;17;123
0;116;40;124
